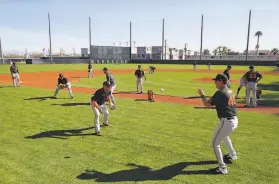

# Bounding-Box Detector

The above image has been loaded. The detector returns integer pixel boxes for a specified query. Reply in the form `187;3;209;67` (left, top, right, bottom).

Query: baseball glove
59;84;65;89
256;89;262;99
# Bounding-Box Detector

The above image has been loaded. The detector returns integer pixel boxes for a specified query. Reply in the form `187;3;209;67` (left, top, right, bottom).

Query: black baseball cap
227;65;232;68
103;67;108;71
212;74;228;82
249;65;254;69
138;65;141;67
59;73;63;77
103;81;111;87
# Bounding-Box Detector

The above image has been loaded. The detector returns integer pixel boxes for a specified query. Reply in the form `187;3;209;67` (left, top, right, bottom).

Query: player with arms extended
197;73;238;174
53;74;74;99
10;62;21;87
90;81;116;136
135;65;146;94
244;65;263;107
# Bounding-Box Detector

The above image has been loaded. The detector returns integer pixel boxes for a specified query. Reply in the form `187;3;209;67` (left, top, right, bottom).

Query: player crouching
53;74;74;99
90;81;116;136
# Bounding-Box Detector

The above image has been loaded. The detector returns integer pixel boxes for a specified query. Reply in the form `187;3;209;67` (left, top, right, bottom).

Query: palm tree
203;49;210;55
271;48;279;56
222;46;228;55
255;31;263;55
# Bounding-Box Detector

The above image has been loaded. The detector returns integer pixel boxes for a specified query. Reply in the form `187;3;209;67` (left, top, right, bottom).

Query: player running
135;65;146;94
90;81;116;136
10;62;21;87
53;74;74;99
197;73;238;174
244;65;263;107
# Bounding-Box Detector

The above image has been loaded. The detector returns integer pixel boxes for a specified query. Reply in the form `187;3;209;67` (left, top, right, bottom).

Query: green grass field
0;64;279;184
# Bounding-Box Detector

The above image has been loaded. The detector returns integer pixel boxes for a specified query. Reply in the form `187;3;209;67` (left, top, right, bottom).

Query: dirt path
1;69;279;115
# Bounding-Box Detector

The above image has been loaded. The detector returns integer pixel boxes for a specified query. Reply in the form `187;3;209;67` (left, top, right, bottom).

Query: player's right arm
92;100;102;114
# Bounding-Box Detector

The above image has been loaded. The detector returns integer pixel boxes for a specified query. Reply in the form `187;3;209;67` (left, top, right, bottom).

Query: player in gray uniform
223;65;232;88
103;67;116;104
198;73;238;174
53;74;74;99
10;62;21;87
135;65;146;94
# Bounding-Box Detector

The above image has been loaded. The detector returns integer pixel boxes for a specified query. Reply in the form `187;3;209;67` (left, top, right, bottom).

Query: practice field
0;64;278;184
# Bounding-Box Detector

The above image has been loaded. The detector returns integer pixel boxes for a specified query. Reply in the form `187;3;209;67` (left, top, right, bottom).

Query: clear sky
0;0;278;54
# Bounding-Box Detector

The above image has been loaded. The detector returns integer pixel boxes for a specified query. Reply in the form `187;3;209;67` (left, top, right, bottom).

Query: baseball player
53;74;74;99
243;66;263;107
103;67;116;104
223;65;232;88
88;62;94;78
193;62;197;71
197;73;238;174
235;74;247;98
208;62;211;71
135;65;146;94
149;66;156;74
10;62;21;87
90;81;116;136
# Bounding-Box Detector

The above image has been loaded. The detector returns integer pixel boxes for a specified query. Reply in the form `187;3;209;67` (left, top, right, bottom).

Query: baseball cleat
103;123;109;126
216;167;228;174
53;96;57;99
94;132;101;136
225;154;238;160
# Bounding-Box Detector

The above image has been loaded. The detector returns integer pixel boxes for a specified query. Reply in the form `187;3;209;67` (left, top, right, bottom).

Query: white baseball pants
54;82;73;98
136;78;143;92
277;66;279;72
211;116;238;168
88;69;94;78
238;77;246;88
226;80;231;89
11;73;20;87
110;84;116;104
246;82;257;106
90;102;109;133
194;65;196;71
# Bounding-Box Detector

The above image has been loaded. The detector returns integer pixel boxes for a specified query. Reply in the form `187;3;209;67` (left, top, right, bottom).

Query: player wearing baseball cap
243;65;263;107
197;73;238;174
53;74;74;99
90;81;116;136
10;62;21;87
223;65;232;88
103;67;116;104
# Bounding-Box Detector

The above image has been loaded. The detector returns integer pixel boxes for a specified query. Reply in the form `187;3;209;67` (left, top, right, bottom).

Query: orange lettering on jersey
249;73;257;79
228;96;236;105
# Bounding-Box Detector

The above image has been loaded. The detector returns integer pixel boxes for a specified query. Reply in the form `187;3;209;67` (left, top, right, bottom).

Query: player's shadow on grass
24;96;68;101
258;82;279;92
134;99;155;102
77;159;232;182
237;93;279;107
113;91;138;94
52;102;90;106
25;127;94;139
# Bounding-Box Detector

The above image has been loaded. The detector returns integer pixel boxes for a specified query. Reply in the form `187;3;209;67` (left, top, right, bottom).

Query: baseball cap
103;67;108;71
249;65;254;69
138;65;141;67
212;73;228;82
227;65;232;68
103;81;111;87
59;73;63;77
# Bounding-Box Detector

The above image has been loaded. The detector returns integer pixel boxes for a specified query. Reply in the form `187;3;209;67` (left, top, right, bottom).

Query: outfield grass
0;63;277;74
0;64;279;184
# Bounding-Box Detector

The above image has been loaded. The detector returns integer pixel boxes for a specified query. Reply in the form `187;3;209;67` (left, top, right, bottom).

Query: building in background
178;49;186;60
136;47;151;60
169;48;179;60
90;45;130;60
81;48;89;57
151;46;170;60
249;50;270;55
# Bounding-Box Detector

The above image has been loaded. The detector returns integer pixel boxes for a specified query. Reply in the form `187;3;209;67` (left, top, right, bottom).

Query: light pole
48;13;53;64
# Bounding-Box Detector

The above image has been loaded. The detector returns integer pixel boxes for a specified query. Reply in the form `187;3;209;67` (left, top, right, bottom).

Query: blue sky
0;0;278;54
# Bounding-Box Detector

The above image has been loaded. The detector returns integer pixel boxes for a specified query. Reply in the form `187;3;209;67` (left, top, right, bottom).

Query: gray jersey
106;72;115;85
10;65;19;74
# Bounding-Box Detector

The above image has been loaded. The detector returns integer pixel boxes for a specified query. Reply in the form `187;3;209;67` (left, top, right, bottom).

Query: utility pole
164;40;167;60
130;22;132;61
161;18;165;60
245;10;252;64
48;13;53;64
184;43;187;60
0;37;3;64
89;17;92;58
200;14;204;61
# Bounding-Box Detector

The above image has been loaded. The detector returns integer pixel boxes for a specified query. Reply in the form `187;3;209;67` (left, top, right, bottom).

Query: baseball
161;88;164;92
110;105;116;110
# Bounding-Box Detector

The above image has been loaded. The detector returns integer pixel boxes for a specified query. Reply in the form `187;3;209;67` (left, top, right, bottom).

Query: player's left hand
197;88;205;96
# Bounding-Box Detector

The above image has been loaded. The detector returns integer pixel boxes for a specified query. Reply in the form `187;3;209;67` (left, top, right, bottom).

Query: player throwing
10;62;21;87
90;81;116;136
135;65;146;94
244;66;263;107
88;62;94;78
53;74;74;99
197;73;238;174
